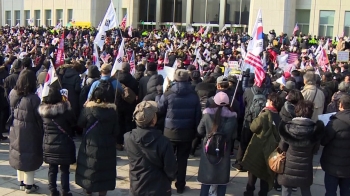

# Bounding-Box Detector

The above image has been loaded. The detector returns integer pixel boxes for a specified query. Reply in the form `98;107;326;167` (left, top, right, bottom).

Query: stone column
186;0;192;25
156;0;162;28
219;0;226;29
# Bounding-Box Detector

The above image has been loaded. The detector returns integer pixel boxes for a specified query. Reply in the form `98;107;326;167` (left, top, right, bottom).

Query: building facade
2;0;350;38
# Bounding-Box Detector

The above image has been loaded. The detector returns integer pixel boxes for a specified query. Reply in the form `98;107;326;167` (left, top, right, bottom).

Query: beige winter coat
301;85;325;121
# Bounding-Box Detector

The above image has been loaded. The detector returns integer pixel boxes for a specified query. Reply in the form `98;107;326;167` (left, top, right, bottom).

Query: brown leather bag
268;147;286;174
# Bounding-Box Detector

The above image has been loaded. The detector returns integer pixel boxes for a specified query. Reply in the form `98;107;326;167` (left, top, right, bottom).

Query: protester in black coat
321;95;350;196
38;87;76;196
124;101;177;196
76;87;119;195
61;64;81;119
4;59;22;96
278;100;324;195
115;63;139;150
138;62;158;101
143;74;164;101
195;76;216;111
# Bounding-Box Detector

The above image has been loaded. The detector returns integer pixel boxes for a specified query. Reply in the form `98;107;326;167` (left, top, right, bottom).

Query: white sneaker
19;185;25;191
25;184;39;194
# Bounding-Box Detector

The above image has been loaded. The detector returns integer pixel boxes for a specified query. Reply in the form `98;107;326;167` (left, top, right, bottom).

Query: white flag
94;1;118;49
128;25;133;37
111;39;125;76
241;43;247;59
42;61;58;99
172;24;179;34
168;25;173;38
203;24;211;37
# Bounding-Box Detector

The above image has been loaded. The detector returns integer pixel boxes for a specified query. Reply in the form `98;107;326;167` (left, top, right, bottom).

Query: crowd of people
0;24;349;196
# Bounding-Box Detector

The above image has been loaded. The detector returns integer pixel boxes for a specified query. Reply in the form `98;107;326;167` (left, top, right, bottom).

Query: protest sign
337;51;349;62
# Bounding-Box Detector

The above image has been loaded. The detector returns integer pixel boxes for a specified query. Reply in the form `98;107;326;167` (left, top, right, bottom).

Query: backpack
121;84;136;104
326;92;344;113
79;79;98;109
94;78;116;103
249;87;268;120
205;131;227;165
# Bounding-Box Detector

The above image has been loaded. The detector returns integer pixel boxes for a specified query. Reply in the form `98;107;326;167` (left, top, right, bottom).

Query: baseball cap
213;92;229;106
133;101;158;127
216;76;228;84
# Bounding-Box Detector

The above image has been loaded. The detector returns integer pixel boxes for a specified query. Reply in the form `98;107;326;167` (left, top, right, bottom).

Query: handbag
268;147;286;174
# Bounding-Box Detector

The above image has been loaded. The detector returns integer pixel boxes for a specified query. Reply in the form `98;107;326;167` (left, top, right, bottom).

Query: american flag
293;23;299;35
129;51;135;75
121;14;127;30
244;9;265;87
100;51;111;63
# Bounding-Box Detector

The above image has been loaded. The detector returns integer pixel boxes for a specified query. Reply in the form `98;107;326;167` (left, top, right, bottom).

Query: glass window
138;0;156;22
34;10;41;26
296;9;310;35
345;12;350;37
67;9;73;23
45;10;51;27
225;0;250;24
14;10;20;25
56;9;63;24
192;0;220;24
5;11;11;26
192;0;206;23
319;10;335;37
162;0;185;23
24;10;30;26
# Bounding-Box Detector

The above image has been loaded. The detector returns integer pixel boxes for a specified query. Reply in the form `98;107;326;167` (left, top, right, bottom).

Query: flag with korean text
55;33;64;68
94;2;118;49
112;38;125;76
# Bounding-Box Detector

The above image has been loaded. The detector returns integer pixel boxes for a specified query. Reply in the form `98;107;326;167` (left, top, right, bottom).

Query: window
14;10;20;25
5;11;11;26
161;0;185;23
24;10;30;26
345;12;350;37
192;0;220;24
45;10;52;27
34;10;41;26
296;9;310;35
225;0;250;25
56;9;63;24
139;0;156;22
319;10;335;37
67;9;73;23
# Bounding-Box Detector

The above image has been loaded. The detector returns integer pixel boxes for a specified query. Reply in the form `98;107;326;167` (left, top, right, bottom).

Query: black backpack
204;130;227;165
79;79;98;109
249;87;268;120
93;78;116;103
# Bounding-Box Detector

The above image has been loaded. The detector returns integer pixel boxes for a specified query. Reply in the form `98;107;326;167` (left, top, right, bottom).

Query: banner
55;33;64;68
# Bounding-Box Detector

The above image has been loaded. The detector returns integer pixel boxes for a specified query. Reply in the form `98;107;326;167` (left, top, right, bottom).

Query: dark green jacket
242;108;281;190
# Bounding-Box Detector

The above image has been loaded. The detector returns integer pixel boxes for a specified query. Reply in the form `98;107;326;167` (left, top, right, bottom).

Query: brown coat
301;85;325;121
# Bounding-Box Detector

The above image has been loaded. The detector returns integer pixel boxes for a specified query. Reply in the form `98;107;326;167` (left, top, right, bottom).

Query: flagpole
230;60;243;108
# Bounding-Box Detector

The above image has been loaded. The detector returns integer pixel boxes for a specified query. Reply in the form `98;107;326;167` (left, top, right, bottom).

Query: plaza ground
0;133;337;196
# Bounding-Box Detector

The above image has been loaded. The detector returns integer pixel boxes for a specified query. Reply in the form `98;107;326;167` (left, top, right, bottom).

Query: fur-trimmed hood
279;117;324;146
38;101;71;118
85;101;116;110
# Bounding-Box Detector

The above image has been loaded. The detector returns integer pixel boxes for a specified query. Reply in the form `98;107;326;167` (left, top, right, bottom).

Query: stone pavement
0;133;337;196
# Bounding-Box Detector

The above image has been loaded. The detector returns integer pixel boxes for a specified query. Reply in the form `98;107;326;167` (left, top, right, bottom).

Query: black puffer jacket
321;110;350;178
38;101;76;165
277;118;324;187
76;101;119;192
9;90;43;172
143;74;164;101
138;71;158;101
124;127;177;196
195;82;216;111
62;68;81;118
